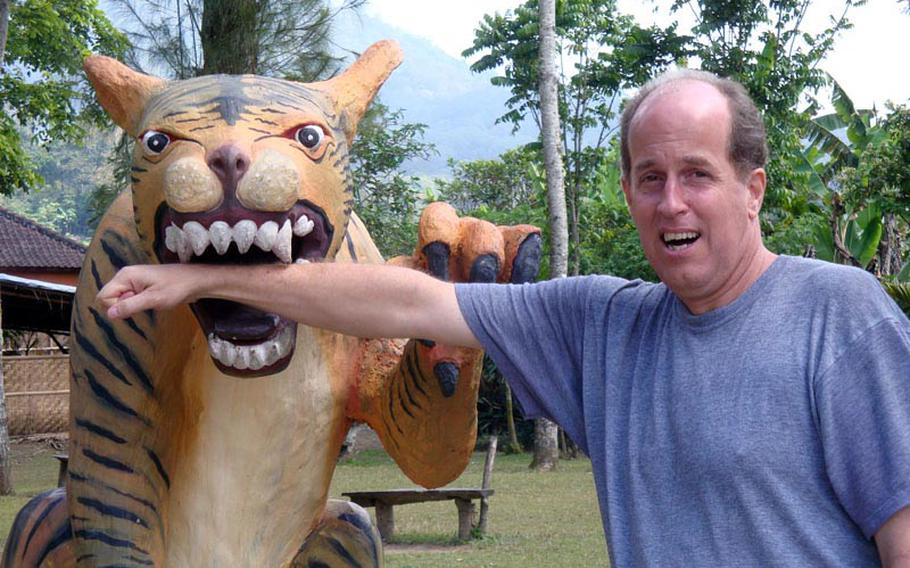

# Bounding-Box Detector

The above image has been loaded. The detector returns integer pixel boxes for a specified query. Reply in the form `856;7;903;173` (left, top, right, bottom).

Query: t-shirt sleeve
455;276;616;453
815;316;910;538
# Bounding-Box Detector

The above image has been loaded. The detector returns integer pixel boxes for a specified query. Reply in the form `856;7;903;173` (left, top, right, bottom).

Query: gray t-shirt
456;255;910;567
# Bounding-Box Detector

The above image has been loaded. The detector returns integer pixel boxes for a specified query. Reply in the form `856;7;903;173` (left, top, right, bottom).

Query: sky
362;0;910;113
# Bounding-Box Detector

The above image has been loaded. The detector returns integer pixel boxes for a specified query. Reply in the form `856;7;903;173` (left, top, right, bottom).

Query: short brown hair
620;69;768;180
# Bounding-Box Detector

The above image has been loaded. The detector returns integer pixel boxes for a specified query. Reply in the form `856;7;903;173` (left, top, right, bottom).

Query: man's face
621;80;767;313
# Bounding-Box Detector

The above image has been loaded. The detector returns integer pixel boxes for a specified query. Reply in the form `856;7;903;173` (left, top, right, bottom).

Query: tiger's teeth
293;216;314;237
164;224;182;254
176;231;193;264
294;258;310;265
220;344;236;367
210;221;232;254
233;220;257;254
183;221;210;256
254;221;279;252
207;326;294;370
273;220;293;263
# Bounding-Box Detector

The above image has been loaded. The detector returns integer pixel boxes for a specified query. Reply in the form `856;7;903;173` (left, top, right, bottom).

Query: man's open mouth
662;231;700;251
154;201;334;377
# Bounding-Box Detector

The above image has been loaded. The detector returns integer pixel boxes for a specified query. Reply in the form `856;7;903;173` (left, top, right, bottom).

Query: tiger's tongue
195;298;281;343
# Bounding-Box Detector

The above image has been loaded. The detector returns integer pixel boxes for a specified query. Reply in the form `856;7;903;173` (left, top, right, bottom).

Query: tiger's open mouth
154;201;334;378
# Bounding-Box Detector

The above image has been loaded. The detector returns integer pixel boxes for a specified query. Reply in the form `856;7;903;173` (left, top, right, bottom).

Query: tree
349;102;436;258
532;0;564;472
464;0;684;274
109;0;363;79
671;0;864;255
0;0;127;195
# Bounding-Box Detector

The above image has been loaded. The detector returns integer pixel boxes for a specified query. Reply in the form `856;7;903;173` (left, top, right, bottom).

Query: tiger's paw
394;201;541;397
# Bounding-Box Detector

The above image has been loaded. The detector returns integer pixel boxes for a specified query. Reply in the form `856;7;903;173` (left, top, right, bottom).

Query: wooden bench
343;436;499;542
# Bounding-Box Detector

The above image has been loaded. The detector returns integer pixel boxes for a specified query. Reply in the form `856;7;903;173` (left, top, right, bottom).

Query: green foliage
350;102;437;258
0;0;128;195
108;0;363;80
672;0;864;256
882;280;910;318
0;126;117;241
841;105;910;221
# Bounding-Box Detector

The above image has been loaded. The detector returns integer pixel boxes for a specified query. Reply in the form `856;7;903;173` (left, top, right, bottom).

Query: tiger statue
0;40;541;567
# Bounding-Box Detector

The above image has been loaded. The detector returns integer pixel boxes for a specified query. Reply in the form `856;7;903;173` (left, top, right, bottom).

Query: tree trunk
533;0;565;473
0;0;10;67
878;213;903;277
503;381;523;454
529;418;559;472
201;0;260;75
0;300;13;494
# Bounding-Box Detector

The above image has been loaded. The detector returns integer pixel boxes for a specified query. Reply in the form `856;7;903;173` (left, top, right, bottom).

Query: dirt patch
384;543;473;554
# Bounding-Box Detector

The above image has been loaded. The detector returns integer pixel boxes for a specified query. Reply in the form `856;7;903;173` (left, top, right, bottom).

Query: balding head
620;70;768;181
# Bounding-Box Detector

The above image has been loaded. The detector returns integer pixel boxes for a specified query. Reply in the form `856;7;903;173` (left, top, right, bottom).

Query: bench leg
454;498;476;541
374;502;395;542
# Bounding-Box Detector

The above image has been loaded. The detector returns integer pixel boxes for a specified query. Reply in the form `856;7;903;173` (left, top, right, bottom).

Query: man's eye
295;125;325;149
141;131;171;154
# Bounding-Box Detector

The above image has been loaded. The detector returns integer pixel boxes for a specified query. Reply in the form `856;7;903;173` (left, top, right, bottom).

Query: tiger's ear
314;40;403;143
84;56;167;136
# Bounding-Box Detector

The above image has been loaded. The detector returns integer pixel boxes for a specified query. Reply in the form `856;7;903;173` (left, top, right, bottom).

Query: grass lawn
1;442;608;566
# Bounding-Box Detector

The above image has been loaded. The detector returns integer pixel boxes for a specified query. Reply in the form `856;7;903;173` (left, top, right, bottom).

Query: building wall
2;270;80;287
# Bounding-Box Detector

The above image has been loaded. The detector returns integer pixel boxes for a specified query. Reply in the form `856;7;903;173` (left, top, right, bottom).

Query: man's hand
97;264;204;319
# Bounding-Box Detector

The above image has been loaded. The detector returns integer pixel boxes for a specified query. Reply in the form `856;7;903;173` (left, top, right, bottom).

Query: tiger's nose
207;144;250;188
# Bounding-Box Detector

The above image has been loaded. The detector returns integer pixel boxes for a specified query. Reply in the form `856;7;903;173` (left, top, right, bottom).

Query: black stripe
386;382;405;435
76;554;96;563
75;333;133;388
174;117;205;123
261;107;286;114
68;472;159;515
23;489;65;559
250;128;271;135
90;259;103;291
255;117;278;126
82;449;134;474
146;448;171;489
73;530;149;555
343;198;355;206
88;307;154;393
75;418;127;444
76;497;148;529
130;166;147;173
126;557;155;566
327;535;361;567
379;415;401;452
395;374;415;419
399;364;423;412
189;124;215;132
100;236;130;269
405;344;428;398
33;513;72;567
130;176;140;184
123;316;149;341
82;369;147;424
345;233;358;263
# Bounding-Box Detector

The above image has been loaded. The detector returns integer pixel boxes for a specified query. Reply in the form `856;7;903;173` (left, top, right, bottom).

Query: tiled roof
0;207;86;270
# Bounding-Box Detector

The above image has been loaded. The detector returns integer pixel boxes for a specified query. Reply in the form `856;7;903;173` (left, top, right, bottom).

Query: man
99;71;910;566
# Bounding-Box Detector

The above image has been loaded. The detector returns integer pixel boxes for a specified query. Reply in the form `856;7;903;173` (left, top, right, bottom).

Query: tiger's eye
142;131;171;154
295;125;324;149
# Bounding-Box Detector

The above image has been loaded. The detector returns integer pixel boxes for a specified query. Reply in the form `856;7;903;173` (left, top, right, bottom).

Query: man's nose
656;177;688;217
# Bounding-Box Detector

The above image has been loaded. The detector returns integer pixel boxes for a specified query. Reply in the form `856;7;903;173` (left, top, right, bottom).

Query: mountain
334;14;536;176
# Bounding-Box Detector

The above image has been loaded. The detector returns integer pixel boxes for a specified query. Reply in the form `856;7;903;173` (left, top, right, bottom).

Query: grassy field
1;441;608;567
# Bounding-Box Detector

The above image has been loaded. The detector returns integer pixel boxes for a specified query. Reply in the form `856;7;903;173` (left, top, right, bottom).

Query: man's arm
877;506;910;567
96;262;481;348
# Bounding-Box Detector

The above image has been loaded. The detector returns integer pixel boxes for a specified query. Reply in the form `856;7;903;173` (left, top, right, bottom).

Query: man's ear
745;168;767;220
